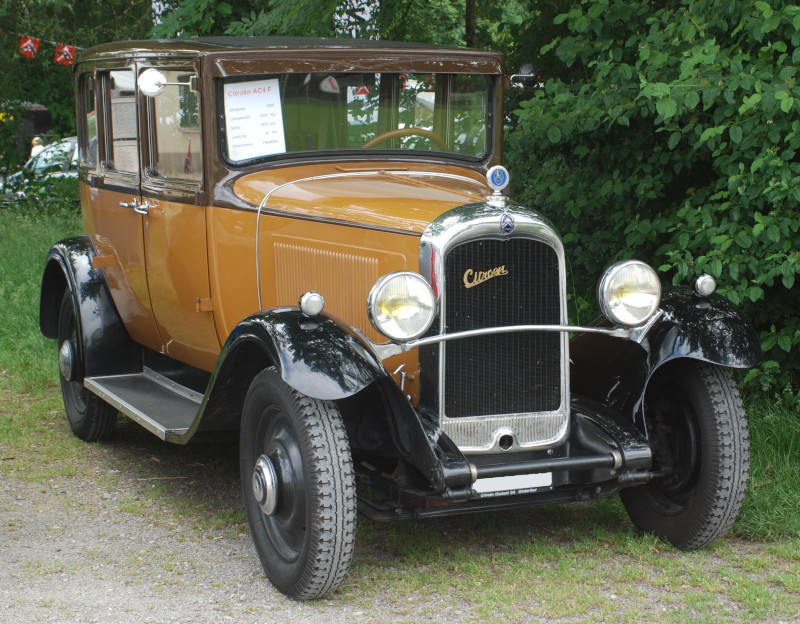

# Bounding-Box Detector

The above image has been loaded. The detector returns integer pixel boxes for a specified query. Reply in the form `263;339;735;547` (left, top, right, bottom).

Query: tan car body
76;39;503;397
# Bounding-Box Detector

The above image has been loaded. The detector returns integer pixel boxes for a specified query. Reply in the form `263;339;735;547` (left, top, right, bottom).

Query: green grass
738;398;800;539
1;200;800;621
0;196;82;393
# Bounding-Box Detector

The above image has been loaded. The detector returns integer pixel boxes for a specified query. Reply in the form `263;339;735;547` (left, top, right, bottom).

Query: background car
1;136;78;200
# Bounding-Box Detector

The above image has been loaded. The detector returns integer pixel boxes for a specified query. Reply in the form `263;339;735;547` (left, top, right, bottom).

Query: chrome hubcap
59;340;75;382
252;454;278;516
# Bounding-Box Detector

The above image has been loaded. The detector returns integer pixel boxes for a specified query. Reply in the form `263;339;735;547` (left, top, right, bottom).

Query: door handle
119;198;150;215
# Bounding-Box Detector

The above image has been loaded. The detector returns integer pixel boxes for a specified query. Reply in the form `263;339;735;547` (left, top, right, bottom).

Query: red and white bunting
12;32;81;66
54;43;76;66
19;36;40;58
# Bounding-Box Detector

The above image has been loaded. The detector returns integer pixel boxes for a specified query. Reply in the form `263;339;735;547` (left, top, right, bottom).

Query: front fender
192;309;470;492
222;308;387;401
570;286;761;420
644;288;762;369
191;308;390;438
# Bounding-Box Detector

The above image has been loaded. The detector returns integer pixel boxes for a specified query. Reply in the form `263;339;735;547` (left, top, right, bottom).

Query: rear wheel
57;290;117;441
621;360;749;550
240;368;356;600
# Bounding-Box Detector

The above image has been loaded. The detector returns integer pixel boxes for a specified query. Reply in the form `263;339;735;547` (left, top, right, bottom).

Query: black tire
621;360;750;550
240;368;356;600
57;290;117;441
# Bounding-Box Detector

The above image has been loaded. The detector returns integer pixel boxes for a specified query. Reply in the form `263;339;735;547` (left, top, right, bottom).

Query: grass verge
738;397;800;538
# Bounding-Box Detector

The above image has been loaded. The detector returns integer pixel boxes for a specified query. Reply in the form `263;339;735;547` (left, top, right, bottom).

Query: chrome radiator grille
437;235;568;452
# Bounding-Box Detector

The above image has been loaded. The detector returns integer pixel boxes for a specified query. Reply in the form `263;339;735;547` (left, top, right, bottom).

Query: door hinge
195;297;213;312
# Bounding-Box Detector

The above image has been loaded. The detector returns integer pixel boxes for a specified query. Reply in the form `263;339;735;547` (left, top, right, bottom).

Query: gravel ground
1;475;387;624
2;410;798;624
0;417;478;624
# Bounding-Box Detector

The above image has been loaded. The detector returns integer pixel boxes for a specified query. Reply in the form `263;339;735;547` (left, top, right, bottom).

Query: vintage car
39;37;761;600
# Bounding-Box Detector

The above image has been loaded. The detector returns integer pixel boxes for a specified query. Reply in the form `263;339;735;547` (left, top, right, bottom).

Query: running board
84;367;203;441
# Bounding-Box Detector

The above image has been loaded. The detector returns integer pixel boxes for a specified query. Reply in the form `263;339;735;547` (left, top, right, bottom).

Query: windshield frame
215;70;499;169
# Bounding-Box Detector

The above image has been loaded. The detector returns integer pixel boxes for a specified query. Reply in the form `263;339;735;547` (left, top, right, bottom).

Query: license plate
472;472;553;494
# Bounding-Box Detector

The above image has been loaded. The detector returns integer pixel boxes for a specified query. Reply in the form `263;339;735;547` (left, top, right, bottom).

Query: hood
231;163;491;234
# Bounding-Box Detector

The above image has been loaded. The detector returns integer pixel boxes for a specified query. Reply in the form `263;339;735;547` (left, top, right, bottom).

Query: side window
106;69;139;174
151;70;202;182
78;74;97;167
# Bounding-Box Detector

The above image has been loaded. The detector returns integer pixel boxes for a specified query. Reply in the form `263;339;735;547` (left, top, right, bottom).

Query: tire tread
241;368;356;600
621;361;749;550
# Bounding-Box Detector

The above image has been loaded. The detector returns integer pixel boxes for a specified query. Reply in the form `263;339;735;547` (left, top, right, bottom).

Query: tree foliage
217;0;469;44
506;0;800;405
0;0;152;165
151;0;267;38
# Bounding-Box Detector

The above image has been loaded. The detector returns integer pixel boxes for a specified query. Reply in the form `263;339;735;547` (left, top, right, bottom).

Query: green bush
3;177;80;214
507;0;800;406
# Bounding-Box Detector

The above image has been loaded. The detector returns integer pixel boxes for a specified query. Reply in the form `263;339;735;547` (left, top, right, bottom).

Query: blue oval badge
500;213;515;234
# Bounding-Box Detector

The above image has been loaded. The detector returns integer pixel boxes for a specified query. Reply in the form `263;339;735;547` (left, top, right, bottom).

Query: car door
84;66;164;353
139;66;220;371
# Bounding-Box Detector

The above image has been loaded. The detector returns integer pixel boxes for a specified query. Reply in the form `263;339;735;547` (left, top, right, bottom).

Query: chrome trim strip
360;313;663;360
251;204;424;237
255;170;484;309
142;366;203;404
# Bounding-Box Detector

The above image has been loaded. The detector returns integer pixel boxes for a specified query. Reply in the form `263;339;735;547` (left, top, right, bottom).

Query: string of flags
16;33;81;66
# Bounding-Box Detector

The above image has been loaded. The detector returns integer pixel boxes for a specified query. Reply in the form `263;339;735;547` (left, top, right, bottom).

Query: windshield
27;141;75;175
221;72;492;164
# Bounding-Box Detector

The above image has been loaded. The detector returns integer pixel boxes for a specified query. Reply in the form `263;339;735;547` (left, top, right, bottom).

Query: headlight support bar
359;310;663;360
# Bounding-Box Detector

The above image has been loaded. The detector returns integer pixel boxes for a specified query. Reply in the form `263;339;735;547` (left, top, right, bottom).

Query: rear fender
39;236;138;378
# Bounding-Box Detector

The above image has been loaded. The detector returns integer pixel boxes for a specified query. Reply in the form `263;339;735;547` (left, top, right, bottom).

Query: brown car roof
79;36;502;62
78;37;504;76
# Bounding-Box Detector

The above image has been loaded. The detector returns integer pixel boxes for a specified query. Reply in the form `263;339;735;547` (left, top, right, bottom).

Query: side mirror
138;68;167;97
509;63;542;90
138;68;197;97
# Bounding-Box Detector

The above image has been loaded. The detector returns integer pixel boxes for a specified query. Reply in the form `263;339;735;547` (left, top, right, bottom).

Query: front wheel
621;360;750;550
240;368;356;600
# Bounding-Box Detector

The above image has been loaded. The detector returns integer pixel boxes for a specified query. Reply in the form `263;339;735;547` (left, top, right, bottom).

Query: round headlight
598;260;661;327
368;272;436;341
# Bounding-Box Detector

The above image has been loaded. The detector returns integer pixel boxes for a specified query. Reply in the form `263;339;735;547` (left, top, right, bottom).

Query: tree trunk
465;0;476;48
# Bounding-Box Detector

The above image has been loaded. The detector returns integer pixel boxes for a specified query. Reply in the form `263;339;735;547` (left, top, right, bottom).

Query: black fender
39;236;138;378
570;286;762;423
194;308;389;434
230;309;387;401
366;376;473;493
194;309;472;492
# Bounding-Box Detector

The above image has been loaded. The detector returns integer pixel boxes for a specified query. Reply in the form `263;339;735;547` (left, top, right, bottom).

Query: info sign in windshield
224;78;286;161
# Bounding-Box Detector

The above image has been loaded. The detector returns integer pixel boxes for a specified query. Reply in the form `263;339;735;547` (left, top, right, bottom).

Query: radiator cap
486;165;509;192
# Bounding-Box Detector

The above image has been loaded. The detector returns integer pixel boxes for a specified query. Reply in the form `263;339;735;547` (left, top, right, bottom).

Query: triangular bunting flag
54;44;76;66
19;36;40;59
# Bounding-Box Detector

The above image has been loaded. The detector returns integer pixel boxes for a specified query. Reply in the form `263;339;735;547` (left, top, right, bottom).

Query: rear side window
78;74;97;167
106;69;139;174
